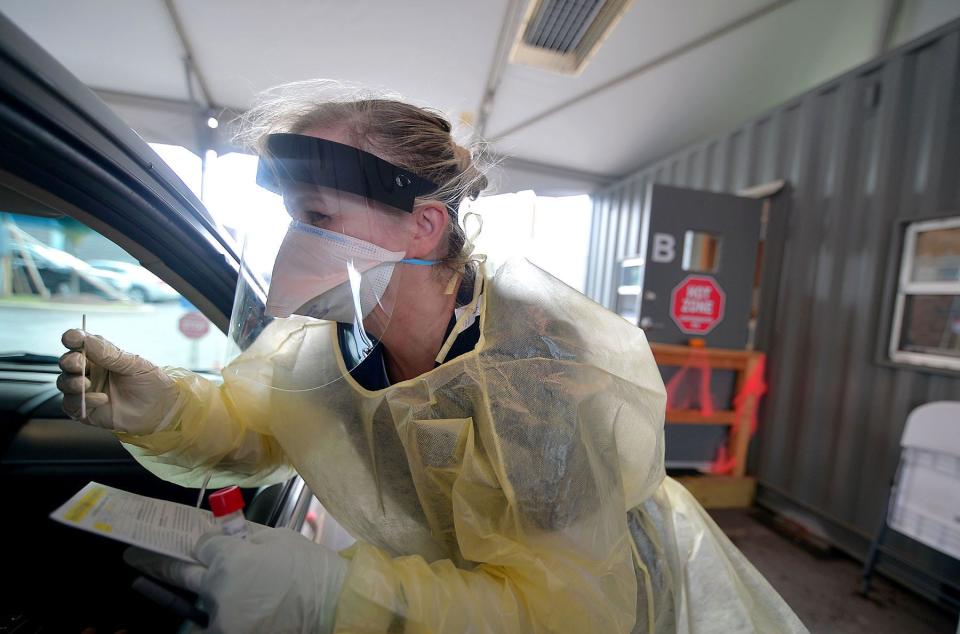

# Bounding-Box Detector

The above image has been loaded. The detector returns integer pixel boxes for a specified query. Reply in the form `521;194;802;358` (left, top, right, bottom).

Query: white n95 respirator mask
265;221;433;323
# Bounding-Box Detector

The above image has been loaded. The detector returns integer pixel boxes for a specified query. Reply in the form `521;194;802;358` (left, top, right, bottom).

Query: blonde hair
233;80;490;287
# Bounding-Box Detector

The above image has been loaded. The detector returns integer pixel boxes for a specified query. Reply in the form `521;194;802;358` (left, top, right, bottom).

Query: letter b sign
651;233;675;263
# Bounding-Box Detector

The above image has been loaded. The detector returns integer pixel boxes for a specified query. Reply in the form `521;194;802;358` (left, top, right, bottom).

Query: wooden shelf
650;343;765;480
649;342;753;369
663;409;737;425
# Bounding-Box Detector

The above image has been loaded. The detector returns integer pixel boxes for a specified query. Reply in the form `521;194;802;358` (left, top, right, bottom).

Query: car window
0;210;227;372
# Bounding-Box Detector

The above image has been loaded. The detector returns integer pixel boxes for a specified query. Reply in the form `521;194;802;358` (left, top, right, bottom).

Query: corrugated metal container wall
586;20;960;603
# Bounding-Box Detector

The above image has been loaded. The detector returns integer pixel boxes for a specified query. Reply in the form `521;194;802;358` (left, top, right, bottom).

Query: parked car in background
88;259;180;302
12;240;132;301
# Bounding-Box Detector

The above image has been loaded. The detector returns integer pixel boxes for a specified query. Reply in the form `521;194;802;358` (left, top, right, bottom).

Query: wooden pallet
674;475;757;509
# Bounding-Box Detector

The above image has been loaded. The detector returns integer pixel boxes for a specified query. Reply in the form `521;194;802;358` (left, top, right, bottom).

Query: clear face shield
224;133;443;389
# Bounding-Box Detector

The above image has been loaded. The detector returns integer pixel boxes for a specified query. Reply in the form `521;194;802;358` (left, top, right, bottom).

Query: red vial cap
209;486;245;517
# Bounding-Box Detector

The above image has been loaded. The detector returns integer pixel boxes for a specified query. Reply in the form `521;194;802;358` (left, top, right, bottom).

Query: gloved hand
124;527;347;634
58;329;181;434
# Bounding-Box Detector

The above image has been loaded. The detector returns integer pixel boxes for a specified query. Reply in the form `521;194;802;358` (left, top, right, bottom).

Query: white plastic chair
861;401;960;627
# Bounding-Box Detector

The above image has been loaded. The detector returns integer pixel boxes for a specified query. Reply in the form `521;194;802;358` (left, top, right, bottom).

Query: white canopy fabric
3;0;958;195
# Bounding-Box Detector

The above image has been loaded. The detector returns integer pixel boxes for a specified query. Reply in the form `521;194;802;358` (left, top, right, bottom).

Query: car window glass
0;210;227;372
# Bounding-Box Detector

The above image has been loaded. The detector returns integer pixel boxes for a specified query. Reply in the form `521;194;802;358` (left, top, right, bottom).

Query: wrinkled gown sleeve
112;323;297;489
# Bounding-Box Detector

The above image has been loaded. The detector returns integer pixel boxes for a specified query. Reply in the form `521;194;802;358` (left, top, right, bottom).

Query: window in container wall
889;216;960;371
615;256;643;324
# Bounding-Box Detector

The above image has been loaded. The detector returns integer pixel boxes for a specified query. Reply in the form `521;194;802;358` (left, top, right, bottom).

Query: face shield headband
255;133;445;214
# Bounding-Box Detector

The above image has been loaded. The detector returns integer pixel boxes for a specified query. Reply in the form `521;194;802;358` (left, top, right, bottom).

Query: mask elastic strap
434;272;484;365
401;211;483;269
399;258;437;266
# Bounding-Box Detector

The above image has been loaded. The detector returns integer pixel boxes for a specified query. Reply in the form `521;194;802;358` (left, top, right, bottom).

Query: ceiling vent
510;0;634;75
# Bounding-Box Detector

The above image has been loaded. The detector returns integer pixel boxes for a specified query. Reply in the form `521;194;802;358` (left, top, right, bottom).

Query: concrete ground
710;509;957;634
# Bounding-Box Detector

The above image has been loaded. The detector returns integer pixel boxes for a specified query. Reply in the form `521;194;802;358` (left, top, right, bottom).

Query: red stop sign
670;275;725;335
178;312;210;339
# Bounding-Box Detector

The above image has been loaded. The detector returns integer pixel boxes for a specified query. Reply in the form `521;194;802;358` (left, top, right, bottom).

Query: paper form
50;481;267;563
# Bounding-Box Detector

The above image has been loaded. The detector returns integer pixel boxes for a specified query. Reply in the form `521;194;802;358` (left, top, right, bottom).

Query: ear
407;201;450;259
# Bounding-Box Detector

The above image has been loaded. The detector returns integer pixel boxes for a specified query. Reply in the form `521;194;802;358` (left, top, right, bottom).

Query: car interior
0;21;336;628
0;177;311;632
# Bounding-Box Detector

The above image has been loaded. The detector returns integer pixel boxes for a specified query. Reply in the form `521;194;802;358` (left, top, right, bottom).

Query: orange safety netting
664;350;767;474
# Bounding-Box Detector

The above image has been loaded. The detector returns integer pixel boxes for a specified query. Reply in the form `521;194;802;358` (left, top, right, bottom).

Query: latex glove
124;527;347;634
58;329;181;434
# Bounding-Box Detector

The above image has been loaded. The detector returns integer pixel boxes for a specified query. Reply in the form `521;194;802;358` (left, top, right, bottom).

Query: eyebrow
285;191;331;214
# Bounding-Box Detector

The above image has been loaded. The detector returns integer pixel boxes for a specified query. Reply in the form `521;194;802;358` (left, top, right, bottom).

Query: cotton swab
80;313;86;420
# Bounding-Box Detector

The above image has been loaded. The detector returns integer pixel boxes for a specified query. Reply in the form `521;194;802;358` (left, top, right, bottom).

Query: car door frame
0;12;238;329
0;13;312;531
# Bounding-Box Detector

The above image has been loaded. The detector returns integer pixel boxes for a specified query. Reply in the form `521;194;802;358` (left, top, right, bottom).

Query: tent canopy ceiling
3;0;958;195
